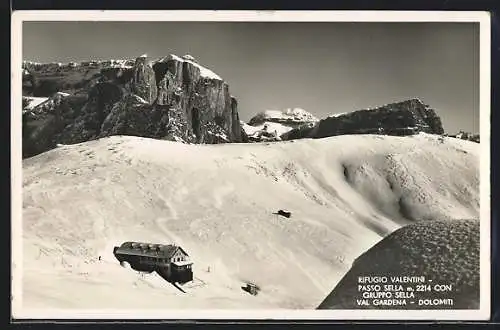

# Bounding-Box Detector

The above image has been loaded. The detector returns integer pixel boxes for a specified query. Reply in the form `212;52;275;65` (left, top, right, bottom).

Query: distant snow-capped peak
242;108;319;142
22;53;224;81
248;108;319;127
265;108;319;123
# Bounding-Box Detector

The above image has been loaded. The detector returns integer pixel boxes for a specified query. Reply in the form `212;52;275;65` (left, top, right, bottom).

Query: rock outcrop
446;131;480;143
282;99;445;141
22;54;243;158
22;60;135;97
242;108;319;142
317;219;479;310
131;55;157;104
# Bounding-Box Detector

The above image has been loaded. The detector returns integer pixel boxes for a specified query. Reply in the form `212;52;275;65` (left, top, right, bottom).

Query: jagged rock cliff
282;99;444;141
22;54;243;158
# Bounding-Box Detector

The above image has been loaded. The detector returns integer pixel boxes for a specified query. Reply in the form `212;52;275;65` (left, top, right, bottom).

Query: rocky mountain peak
22;53;243;158
281;98;445;141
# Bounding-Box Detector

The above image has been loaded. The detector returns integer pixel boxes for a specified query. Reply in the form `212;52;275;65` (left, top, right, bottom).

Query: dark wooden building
113;241;193;283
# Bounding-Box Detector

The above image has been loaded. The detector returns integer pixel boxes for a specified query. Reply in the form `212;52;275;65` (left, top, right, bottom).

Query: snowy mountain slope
317;219;480;309
21;133;479;310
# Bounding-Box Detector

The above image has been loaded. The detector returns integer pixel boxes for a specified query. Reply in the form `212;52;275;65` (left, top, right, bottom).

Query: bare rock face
231;97;246;142
130;55;157;104
22;54;243;158
282;99;445;141
317;219;479;310
98;95;185;141
152;54;241;144
22;93;89;158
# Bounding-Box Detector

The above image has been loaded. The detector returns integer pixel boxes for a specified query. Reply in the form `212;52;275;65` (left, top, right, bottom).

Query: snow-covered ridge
23;54;224;81
155;54;223;81
360;97;428;112
242;120;316;139
326;98;430;119
244;108;319;142
241;121;293;141
23;59;136;70
21;133;479;309
254;108;319;124
327;112;347;118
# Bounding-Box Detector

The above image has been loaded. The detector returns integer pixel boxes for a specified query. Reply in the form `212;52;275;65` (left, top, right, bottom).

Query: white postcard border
11;10;492;321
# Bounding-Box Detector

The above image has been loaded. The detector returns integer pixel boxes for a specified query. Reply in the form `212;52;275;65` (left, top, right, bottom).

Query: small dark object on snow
242;282;260;296
274;209;292;218
98;256;101;261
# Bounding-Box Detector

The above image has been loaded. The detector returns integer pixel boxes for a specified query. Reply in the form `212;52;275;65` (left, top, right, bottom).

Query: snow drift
21;133;479;310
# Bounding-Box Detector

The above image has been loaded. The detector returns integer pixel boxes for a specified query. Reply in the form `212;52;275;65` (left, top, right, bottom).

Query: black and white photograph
11;11;491;320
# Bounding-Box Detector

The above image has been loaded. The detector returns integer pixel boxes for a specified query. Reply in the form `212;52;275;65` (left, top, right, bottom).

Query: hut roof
115;241;189;259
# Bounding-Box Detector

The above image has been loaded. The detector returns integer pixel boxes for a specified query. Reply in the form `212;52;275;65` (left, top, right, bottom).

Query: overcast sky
23;21;479;133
